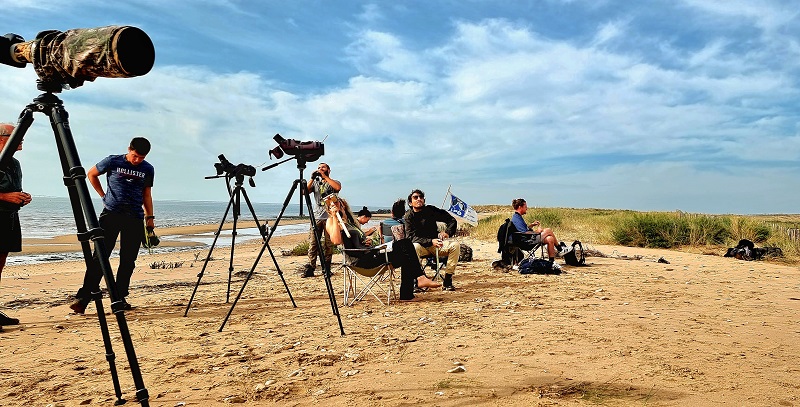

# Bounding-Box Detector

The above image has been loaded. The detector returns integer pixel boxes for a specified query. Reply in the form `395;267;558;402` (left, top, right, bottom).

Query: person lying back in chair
511;198;570;262
325;196;440;301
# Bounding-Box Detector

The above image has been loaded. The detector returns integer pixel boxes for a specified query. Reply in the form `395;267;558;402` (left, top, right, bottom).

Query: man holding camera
299;162;341;278
0;123;32;328
70;137;155;314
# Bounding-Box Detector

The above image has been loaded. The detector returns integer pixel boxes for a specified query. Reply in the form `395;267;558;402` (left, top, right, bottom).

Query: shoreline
14;214;392;258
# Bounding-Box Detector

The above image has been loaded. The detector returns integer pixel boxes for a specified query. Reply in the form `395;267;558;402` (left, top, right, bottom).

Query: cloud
3;1;800;213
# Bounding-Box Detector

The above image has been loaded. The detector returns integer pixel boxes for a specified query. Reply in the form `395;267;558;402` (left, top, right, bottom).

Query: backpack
459;244;473;262
562;240;586;266
518;258;561;275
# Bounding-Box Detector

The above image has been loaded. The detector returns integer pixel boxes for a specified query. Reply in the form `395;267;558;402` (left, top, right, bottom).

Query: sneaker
442;284;456;291
69;298;89;314
121;300;134;311
0;311;19;326
558;245;573;257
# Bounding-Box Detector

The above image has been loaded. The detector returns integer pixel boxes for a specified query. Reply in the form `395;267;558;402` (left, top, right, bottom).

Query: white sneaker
558;245;572;257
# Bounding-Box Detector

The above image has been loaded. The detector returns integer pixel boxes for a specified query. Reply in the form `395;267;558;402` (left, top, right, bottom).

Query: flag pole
441;184;451;209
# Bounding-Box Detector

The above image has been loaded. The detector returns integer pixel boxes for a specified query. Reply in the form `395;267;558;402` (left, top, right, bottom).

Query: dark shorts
0;211;22;252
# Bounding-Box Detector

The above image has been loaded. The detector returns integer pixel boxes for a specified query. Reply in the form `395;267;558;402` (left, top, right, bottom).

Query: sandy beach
1;222;799;406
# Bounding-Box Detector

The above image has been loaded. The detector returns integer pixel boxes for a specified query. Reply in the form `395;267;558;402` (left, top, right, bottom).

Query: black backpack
518;258;561;275
562;240;586;266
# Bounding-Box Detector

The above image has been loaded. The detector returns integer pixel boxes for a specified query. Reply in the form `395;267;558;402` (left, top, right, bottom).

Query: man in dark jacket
0;123;31;328
403;189;459;290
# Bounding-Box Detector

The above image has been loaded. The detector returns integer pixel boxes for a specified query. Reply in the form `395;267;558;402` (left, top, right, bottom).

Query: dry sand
1;226;799;406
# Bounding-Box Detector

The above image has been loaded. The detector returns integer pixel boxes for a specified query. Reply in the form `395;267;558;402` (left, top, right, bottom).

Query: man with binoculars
298;162;341;278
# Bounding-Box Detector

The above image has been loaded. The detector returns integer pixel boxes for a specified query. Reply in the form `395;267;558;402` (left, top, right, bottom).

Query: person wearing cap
69;137;155;314
0;123;31;328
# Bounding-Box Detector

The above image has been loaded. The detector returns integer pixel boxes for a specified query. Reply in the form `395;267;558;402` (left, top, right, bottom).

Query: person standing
0;123;32;328
299;162;341;277
403;189;460;291
70;137;155;314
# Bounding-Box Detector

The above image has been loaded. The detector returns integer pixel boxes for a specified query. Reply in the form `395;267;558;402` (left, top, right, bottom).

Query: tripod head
206;154;256;187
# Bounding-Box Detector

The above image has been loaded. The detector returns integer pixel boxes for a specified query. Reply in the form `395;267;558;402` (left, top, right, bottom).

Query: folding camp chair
497;218;545;267
379;221;395;244
421;249;448;282
336;244;397;306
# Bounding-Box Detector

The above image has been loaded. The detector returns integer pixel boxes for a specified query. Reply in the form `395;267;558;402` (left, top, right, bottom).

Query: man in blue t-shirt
511;198;568;262
70;137;155;314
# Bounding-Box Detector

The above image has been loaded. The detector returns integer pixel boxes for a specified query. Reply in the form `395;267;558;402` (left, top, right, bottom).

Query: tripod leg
219;180;304;332
45;95;150;406
299;181;344;336
226;186;241;303
91;291;126;405
239;187;294;304
184;188;236;316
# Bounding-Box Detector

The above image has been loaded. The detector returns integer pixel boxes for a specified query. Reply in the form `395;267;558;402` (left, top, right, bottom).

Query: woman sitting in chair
356;206;379;245
325;196;440;301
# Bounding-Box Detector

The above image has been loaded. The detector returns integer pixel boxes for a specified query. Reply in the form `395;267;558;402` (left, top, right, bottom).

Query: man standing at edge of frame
0;123;32;329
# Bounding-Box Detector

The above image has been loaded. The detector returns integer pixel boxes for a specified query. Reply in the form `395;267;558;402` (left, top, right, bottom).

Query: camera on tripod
1;25;155;90
214;154;256;178
268;133;324;162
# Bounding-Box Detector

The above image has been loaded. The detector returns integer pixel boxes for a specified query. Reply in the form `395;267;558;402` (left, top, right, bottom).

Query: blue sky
1;0;799;214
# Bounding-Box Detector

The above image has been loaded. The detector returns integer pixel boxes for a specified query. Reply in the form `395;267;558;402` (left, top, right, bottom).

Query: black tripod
183;171;292;315
219;156;344;335
0;83;149;406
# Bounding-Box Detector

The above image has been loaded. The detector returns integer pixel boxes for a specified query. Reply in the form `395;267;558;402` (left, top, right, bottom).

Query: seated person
382;199;406;242
511;198;569;262
356;206;379;244
404;189;460;291
325;197;440;301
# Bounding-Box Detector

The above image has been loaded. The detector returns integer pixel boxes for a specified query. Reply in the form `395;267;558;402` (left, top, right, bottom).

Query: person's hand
438;231;450;240
2;191;31;206
364;238;373;247
432;238;444;248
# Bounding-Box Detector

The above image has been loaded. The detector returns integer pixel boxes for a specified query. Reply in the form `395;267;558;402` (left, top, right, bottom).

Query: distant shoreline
16;214;392;257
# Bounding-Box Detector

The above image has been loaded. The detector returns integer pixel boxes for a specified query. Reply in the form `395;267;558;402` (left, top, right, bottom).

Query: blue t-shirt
97;154;154;218
511;212;529;234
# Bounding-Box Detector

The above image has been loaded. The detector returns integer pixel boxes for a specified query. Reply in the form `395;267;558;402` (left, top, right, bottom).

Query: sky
1;0;799;215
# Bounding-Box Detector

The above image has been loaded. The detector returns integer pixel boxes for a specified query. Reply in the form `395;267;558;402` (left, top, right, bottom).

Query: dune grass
467;206;800;263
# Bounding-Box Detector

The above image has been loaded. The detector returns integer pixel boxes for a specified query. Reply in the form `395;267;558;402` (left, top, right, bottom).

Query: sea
8;196;386;265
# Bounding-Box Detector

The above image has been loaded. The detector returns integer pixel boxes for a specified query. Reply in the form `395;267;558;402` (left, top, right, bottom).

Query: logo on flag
446;192;478;226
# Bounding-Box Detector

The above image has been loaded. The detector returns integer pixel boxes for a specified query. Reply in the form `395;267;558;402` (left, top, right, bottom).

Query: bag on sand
561;240;586;266
518;258;561;275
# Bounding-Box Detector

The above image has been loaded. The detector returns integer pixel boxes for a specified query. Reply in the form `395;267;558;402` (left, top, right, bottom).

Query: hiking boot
442;274;456;291
0;311;19;326
298;264;315;278
69;298;89;314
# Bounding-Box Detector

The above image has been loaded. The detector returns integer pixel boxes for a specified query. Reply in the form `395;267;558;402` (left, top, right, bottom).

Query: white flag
445;191;478;226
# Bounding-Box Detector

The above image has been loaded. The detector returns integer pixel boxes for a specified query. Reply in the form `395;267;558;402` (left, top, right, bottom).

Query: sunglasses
411;195;424;200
